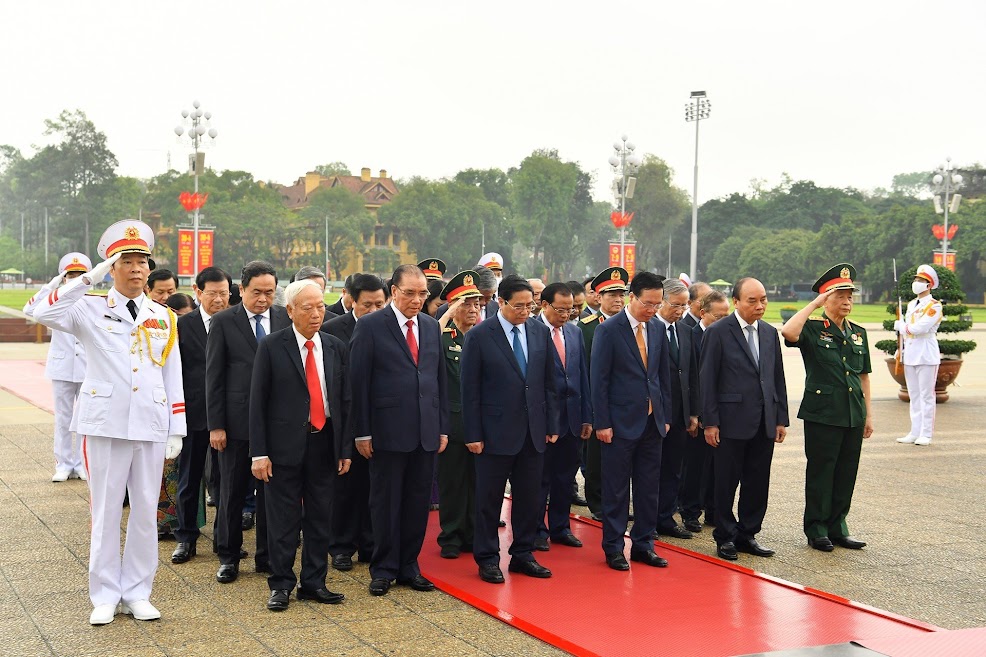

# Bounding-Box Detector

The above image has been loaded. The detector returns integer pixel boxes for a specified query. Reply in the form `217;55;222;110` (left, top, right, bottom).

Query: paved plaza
0;326;984;656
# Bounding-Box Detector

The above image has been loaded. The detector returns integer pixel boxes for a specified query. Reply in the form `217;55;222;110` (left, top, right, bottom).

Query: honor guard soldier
33;220;186;625
578;267;629;520
894;264;943;446
781;264;872;553
477;252;504;286
418;258;447;282
23;252;92;481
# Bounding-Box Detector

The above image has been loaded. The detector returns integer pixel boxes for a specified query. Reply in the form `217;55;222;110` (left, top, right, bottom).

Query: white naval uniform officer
23;252;92;481
33;220;186;626
894;264;943;447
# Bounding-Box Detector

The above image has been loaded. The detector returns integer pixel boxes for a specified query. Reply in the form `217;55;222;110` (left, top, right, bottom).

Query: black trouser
582;433;603;515
216;439;268;566
656;420;688;531
538;432;580;538
679;430;715;523
600;417;662;554
368;444;435;581
265;427;334;592
175;428;215;544
328;452;373;560
474;437;543;567
712;420;774;546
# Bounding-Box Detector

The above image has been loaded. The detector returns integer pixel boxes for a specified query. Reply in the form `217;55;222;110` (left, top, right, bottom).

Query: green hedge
874;338;976;356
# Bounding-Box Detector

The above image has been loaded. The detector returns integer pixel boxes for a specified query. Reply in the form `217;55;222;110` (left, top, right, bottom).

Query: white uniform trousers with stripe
83;435;165;607
52;380;82;473
904;364;938;439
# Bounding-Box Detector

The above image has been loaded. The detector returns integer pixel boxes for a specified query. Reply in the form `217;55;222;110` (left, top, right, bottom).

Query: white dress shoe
89;604;117;625
51;470;71;482
71;468;87;481
120;599;160;621
914;436;932;446
896;434;917;444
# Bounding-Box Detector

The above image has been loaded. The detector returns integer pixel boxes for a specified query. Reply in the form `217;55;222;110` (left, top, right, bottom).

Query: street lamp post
685;91;711;281
932;158;962;267
174;100;218;279
608;135;641;268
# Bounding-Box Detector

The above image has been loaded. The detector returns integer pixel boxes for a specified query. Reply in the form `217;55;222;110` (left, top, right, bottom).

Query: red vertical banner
932;251;956;271
177;229;194;276
609;242;621;268
607;241;636;279
198;229;214;270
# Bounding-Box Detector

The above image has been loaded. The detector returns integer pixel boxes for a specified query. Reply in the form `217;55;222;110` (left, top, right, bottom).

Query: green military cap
812;263;857;293
440;270;483;302
590;266;630;294
418;258;447;281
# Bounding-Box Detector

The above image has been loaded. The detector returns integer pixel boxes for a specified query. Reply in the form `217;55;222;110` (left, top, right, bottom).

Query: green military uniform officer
435;270;484;558
579;266;630;520
418;258;447;281
781;264;874;552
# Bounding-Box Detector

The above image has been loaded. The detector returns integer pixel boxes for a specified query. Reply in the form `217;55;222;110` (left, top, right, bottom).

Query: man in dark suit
461;275;559;584
535;283;591;550
350;264;449;596
172;266;232;564
681;281;712;328
700;277;789;561
320;274;387;571
679;290;730;533
592;270;673;571
654;278;700;540
206;260;291;583
249;280;353;611
326;273;355;316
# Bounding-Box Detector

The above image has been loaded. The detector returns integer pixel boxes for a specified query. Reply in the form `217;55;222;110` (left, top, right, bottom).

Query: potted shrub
780;306;798;323
874;264;975;402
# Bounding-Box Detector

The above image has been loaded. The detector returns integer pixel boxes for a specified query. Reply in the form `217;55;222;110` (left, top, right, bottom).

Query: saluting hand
812;289;835;310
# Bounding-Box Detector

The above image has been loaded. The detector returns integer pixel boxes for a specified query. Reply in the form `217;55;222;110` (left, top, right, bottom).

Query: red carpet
419;501;939;657
0;359;53;413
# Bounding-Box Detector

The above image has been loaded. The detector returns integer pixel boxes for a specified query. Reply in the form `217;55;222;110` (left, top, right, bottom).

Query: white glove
893;319;905;333
165;436;183;460
48;273;64;289
86;252;121;285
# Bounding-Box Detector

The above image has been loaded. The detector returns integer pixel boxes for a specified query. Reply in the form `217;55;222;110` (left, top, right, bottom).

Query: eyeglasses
548;304;577;316
397;287;429;301
201;290;230;299
506;302;537;313
665;302;688;311
636;300;663;310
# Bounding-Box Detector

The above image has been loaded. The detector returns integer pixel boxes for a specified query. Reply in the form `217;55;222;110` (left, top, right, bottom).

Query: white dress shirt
498;312;527;360
245;308;270;336
200;305;213;334
391;301;418;346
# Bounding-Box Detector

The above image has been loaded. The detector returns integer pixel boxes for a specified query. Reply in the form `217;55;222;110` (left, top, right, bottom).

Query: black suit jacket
350;304;449;452
681;312;699;329
321;311;356;345
249;328;353;466
327;299;346;316
177;310;209;431
699;314;789;440
660;320;700;422
206;304;291;441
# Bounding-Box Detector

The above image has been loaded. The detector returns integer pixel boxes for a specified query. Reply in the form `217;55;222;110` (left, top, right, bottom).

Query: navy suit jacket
590;310;673;440
249;328;353;466
350;304;449;452
699;314;789;440
321;311;356;345
663;320;700;421
546;320;592;436
461;316;560;455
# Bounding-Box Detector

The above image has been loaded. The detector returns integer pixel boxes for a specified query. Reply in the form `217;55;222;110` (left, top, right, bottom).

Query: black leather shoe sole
331;555;354;571
717;543;738;560
368;578;392;596
297;587;345;604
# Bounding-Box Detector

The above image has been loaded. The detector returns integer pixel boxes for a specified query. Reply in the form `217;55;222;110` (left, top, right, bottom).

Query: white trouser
51;380;82;473
83;435;165;607
904;364;938;438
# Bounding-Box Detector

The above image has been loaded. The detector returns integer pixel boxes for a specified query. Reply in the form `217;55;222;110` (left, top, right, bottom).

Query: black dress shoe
533;537;550;551
440;545;460;559
605;552;630;571
267;589;290;611
832;536;867;549
479;563;505;583
630;548;669;567
241;512;255;531
682;519;703;533
736;538;775;557
717;542;738;561
658;525;693;539
205;494;216;508
508;559;552;578
397;575;435;591
255;562;271;574
572;495;588;506
171;542;196;564
368;578;392;596
216;563;239;583
551;532;583;548
297;587;345;604
808;537;835;552
590;512;603;522
331;554;354;571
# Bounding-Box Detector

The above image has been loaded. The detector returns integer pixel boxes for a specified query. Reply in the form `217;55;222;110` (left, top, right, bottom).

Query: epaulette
807;316;824;321
580;314;599;325
442;327;455;333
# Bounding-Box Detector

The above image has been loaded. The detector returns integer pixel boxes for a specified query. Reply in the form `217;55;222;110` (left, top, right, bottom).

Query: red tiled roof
275;173;399;210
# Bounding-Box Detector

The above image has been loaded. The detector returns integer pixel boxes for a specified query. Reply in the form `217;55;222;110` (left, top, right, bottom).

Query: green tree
706;227;771;283
736;229;816;287
314;162;351;177
300;186;375;278
623;155;690;272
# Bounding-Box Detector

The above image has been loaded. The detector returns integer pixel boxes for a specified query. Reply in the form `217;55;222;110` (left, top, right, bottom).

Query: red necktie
405;320;419;366
304;340;326;431
552;327;566;368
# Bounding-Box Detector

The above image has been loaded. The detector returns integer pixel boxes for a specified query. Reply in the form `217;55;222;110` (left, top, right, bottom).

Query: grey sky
2;0;984;206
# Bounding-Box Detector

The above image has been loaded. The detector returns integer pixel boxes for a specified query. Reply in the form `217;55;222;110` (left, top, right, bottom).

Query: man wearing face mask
894;264;943;447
